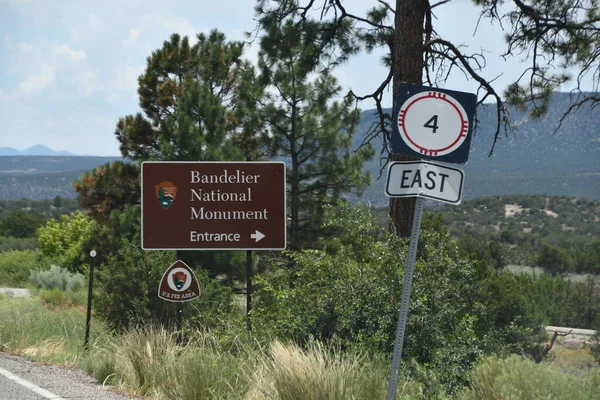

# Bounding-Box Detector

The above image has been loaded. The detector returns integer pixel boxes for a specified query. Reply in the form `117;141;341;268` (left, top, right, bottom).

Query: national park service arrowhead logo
158;260;200;302
155;181;177;209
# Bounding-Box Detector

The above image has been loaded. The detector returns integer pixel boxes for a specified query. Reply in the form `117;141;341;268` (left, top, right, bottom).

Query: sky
0;0;594;156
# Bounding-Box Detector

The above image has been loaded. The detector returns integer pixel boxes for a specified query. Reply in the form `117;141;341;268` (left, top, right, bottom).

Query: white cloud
114;63;145;92
69;28;80;43
87;14;104;31
19;64;56;94
15;41;33;54
0;89;11;102
123;29;140;47
53;44;86;62
80;69;104;96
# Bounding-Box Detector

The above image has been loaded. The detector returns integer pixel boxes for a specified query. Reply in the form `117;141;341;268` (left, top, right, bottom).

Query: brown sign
142;161;286;250
158;260;200;302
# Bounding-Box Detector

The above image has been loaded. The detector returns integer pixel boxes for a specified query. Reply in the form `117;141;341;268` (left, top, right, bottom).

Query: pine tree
115;30;268;162
259;20;374;250
255;0;600;237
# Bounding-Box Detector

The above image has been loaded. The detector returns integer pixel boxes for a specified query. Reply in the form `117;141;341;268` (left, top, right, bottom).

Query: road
0;352;134;400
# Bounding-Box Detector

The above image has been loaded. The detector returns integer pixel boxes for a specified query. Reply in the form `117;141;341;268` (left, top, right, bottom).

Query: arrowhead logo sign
158;260;200;302
155;181;177;209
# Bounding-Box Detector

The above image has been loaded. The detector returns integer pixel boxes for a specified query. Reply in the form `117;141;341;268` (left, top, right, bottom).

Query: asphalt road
0;353;134;400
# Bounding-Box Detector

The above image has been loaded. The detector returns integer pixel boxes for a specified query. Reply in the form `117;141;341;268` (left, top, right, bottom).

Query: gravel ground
0;352;137;400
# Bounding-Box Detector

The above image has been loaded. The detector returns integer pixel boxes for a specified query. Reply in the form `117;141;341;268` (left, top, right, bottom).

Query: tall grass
4;294;598;399
248;341;424;400
0;296;104;364
462;355;600;400
83;326;255;399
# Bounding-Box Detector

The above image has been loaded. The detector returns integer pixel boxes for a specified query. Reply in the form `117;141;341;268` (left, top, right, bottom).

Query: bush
96;232;236;332
39;288;87;307
0;236;38;252
0;250;41;287
29;265;85;291
253;203;546;394
37;211;96;273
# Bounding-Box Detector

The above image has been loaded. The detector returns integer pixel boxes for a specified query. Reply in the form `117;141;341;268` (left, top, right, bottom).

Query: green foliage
253;203;545;393
0;209;47;238
591;331;600;364
463;355;600;400
435;195;600;274
38;288;87;307
115;30;266;162
0;236;38;252
0;296;106;363
457;236;505;270
84;326;253;399
72;161;139;224
0;198;81;218
259;21;373;249
0;250;41;287
29;265;84;291
95;230;235;332
536;243;575;276
36;211;96;273
252;341;425;400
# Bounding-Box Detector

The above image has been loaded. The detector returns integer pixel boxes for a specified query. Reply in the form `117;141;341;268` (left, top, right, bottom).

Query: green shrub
37;211;96;273
253;203;546;394
96;232;236;333
38;288;87;307
29;265;85;291
0;250;40;287
0;236;38;252
463;355;600;399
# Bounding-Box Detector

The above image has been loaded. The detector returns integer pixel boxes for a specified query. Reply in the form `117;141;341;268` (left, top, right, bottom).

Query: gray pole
176;250;183;344
83;249;97;350
386;196;425;400
246;250;252;332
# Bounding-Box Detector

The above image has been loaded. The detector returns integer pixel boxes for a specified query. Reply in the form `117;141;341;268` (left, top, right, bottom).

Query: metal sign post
386;197;425;400
83;249;97;350
385;82;474;398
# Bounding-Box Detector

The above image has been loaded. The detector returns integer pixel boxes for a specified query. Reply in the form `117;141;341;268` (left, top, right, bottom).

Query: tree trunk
389;0;427;237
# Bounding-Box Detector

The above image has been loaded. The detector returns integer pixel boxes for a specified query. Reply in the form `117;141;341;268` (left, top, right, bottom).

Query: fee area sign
141;161;286;250
391;83;477;164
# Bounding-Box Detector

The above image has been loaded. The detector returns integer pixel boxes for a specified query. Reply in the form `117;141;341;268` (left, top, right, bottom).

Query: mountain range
0;145;75;156
0;92;598;202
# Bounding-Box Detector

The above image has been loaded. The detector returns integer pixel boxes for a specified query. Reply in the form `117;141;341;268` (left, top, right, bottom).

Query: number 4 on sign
424;115;439;133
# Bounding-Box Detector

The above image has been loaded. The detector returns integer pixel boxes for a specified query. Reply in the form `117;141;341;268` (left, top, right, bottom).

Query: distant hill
0;92;598;201
0;156;126;200
0;145;74;156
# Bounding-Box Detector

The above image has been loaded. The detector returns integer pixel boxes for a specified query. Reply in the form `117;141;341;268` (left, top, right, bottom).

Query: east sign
385;160;464;205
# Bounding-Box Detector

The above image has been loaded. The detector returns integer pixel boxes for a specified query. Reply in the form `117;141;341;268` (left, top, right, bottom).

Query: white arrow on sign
250;230;265;242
